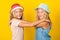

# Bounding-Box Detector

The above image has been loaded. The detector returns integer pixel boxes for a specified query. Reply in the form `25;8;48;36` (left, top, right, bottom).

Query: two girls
9;3;49;40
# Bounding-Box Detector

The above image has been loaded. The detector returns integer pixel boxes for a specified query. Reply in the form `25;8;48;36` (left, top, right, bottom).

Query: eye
41;11;44;13
19;10;23;13
37;11;41;13
15;11;18;13
37;11;39;13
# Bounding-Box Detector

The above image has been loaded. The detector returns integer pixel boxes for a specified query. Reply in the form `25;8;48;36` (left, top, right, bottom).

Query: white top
10;19;23;40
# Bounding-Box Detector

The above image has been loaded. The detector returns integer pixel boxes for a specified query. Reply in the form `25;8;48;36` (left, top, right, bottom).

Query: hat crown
39;3;48;8
11;3;20;10
38;3;50;13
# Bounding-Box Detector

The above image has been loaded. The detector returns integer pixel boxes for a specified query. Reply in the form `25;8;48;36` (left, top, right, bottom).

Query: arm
36;21;52;29
18;19;46;27
36;19;50;28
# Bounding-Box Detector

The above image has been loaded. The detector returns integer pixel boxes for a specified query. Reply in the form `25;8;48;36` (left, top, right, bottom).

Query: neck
13;17;20;20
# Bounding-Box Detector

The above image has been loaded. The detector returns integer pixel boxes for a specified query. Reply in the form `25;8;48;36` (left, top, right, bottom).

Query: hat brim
35;8;41;10
11;7;23;12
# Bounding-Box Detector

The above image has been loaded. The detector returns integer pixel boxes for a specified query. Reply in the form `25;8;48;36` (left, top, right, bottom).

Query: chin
17;17;21;19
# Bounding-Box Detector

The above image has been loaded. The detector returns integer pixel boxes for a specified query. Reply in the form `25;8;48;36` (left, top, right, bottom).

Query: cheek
37;14;40;17
14;13;20;18
13;13;17;17
20;13;23;16
15;14;18;17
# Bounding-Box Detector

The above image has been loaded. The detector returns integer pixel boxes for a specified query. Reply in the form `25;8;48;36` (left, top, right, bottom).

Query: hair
45;11;52;27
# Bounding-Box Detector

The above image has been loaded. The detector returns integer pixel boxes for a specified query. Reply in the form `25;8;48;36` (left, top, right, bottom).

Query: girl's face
36;8;48;19
13;8;23;19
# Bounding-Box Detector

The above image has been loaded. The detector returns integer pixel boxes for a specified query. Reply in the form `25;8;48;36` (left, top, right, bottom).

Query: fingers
41;18;50;22
45;19;50;22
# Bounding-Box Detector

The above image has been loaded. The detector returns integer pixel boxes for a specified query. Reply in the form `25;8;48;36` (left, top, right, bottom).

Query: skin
10;8;49;28
36;8;50;29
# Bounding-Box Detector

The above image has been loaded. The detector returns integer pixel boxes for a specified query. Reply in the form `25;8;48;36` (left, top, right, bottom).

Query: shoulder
10;19;22;24
10;19;22;26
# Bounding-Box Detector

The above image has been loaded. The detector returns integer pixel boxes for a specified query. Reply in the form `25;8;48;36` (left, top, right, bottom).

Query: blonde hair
10;11;14;20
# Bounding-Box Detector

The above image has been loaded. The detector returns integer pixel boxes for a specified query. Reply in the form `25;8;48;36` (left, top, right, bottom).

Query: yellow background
0;0;60;40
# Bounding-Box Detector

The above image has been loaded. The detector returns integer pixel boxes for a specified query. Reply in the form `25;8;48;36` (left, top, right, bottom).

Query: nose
17;11;21;14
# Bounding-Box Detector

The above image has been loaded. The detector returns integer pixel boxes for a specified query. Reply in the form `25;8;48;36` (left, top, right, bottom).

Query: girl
9;3;49;40
35;3;51;40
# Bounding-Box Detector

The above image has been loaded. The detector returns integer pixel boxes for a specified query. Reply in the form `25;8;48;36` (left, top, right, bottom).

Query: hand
45;19;50;22
41;18;50;22
36;22;49;29
40;18;49;22
40;18;46;22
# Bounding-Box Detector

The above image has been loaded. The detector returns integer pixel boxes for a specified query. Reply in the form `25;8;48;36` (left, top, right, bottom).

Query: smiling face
12;8;23;19
36;8;48;19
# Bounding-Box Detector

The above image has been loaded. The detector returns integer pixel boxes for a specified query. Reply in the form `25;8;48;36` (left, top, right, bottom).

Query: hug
10;3;51;40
